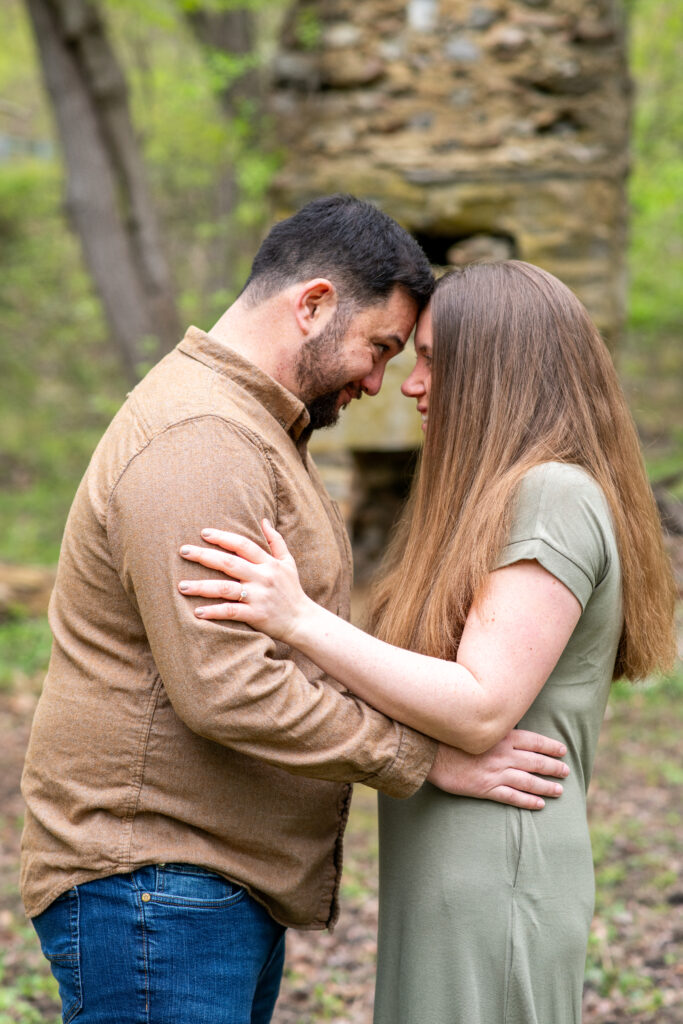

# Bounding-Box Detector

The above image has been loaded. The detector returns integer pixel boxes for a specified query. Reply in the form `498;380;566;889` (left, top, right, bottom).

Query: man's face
295;287;419;430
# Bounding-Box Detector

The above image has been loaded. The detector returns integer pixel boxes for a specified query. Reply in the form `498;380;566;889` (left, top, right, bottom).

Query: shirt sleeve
107;415;436;798
496;463;611;611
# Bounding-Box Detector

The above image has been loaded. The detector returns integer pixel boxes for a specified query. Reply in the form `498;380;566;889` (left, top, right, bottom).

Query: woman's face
401;305;433;433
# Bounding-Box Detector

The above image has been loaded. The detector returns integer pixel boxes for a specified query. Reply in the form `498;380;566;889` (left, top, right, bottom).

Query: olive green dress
374;463;623;1024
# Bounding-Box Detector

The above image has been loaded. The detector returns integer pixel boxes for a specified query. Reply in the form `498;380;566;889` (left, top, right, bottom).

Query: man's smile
337;384;362;409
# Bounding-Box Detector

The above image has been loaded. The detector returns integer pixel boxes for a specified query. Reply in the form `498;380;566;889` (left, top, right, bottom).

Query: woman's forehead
414;306;433;351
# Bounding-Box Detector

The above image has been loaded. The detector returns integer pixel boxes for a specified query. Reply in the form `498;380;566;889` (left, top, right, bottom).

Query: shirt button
141;893;151;902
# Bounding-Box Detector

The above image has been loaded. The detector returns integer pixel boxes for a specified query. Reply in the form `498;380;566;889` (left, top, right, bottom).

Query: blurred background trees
0;0;680;566
0;0;279;562
25;0;181;381
0;3;680;1020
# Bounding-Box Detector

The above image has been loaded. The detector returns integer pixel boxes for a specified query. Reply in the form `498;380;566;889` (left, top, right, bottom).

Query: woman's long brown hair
370;262;676;681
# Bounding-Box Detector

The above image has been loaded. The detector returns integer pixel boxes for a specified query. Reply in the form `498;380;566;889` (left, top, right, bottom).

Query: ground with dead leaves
0;645;681;1023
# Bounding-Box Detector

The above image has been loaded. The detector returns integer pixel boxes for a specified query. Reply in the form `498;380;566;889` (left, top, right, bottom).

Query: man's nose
360;363;386;397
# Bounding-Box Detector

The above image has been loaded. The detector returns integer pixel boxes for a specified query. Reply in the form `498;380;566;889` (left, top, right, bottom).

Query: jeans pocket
32;888;82;1023
146;863;246;908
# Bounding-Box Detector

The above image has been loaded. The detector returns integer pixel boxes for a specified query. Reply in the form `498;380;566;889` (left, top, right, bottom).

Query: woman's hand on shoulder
178;519;312;643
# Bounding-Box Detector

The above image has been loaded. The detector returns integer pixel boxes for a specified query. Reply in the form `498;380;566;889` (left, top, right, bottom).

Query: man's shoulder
84;353;280;522
128;347;267;440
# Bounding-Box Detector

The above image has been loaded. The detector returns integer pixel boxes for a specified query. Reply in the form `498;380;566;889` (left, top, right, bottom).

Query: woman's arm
179;522;581;755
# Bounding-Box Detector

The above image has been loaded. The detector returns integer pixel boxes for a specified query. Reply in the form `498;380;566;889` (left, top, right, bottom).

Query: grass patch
0;618;52;692
610;662;683;704
0;922;59;1024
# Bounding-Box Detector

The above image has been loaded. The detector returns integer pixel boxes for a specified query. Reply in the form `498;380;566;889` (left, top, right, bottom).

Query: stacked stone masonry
272;0;630;344
271;0;631;546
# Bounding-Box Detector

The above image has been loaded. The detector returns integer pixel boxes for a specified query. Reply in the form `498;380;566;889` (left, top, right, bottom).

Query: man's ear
293;279;338;336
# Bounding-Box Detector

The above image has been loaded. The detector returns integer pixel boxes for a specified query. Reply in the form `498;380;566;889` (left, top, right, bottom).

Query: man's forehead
371;290;419;334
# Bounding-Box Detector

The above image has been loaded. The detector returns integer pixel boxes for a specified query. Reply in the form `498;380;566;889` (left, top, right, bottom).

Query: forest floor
0;572;681;1022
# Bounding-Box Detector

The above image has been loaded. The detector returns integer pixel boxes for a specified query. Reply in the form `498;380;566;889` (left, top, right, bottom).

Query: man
22;195;568;1022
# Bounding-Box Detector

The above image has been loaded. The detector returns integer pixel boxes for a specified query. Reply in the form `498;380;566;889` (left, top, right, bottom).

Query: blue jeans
31;864;286;1024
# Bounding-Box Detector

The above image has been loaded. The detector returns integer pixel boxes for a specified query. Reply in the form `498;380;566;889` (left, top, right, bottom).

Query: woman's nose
402;370;425;397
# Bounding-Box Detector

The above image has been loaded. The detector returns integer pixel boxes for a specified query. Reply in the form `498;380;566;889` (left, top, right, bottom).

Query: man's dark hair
242;194;434;311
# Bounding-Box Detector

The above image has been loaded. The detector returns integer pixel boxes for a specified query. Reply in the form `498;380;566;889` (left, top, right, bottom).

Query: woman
178;262;676;1023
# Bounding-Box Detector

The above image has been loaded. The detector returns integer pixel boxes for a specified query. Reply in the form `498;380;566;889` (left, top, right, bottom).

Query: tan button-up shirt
21;328;436;928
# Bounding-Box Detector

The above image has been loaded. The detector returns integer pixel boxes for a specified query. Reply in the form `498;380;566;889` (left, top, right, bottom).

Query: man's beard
305;391;345;431
294;307;354;431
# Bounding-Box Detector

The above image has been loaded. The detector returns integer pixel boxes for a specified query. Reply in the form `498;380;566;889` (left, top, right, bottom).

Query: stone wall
271;0;631;339
270;0;631;564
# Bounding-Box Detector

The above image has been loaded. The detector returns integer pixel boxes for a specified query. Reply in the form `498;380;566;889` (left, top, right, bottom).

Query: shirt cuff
370;726;439;799
497;537;594;610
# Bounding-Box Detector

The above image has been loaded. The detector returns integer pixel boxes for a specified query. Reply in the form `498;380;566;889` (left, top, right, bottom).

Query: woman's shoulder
521;460;601;491
503;462;617;607
516;462;609;519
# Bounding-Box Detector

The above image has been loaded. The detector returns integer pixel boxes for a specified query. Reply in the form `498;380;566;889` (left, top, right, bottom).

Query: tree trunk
185;7;259;111
183;6;264;297
25;0;181;382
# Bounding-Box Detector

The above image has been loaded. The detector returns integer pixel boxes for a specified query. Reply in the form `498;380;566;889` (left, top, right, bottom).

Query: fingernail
179;582;190;592
554;784;563;795
536;799;545;809
180;546;191;555
195;608;205;617
562;764;570;776
264;519;272;529
201;529;214;538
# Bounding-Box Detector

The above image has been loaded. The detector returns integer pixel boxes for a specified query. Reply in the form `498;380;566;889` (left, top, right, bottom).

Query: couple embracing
22;195;675;1024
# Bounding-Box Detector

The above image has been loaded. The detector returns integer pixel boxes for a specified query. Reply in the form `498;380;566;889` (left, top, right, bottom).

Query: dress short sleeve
496;463;612;611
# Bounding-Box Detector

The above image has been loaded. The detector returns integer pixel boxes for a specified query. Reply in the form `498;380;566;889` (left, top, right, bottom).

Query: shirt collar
178;326;311;441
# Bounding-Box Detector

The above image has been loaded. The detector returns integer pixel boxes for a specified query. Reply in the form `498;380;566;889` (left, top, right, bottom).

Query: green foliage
205;48;261;92
0;153;125;561
111;4;239;207
619;0;683;488
109;0;282;317
0;4;51;139
0;619;52;692
294;7;322;50
235;145;282;226
610;661;683;703
0;922;60;1024
584;935;665;1011
0;0;283;564
627;0;683;337
628;163;683;335
0;157;125;563
311;981;346;1019
0;0;680;570
175;0;278;12
583;676;682;1016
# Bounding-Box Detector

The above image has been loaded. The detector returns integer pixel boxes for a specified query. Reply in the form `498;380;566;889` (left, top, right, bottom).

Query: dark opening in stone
413;230;518;266
536;112;582;135
351;449;419;585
